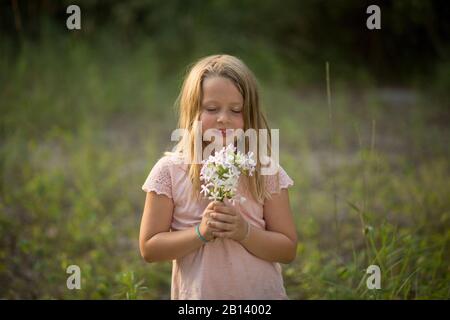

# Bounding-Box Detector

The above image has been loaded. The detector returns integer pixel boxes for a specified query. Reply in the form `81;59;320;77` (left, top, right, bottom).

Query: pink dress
141;153;294;300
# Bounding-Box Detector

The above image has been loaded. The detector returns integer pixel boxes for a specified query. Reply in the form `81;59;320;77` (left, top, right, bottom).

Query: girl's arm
240;189;298;264
139;192;206;262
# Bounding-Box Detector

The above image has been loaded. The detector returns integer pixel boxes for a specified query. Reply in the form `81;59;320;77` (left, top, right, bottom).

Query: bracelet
195;224;209;243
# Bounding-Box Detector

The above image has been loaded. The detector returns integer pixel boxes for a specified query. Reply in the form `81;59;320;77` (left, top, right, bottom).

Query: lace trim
142;185;173;198
141;156;174;198
265;166;294;194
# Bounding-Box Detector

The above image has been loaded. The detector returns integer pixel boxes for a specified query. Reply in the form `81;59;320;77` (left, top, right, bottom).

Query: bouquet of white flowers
200;144;256;203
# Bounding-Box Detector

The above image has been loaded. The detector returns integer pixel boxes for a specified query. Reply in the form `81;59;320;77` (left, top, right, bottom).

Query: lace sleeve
141;156;173;198
265;165;294;194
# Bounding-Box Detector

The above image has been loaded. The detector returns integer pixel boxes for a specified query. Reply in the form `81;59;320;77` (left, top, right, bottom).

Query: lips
217;129;233;137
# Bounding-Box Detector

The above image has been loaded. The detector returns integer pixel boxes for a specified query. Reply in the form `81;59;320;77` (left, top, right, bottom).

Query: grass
0;35;448;299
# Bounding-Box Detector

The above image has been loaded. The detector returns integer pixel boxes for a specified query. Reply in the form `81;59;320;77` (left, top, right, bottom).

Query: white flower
200;143;256;202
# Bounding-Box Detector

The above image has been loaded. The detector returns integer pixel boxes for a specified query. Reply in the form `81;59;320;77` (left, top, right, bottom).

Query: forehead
202;76;243;104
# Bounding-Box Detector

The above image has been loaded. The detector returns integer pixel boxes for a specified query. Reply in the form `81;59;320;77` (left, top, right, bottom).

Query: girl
139;54;297;300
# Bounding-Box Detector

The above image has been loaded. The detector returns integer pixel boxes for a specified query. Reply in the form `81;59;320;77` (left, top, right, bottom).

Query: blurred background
0;0;448;299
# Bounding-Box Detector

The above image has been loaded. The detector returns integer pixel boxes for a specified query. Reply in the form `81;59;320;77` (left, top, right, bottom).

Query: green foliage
0;26;448;299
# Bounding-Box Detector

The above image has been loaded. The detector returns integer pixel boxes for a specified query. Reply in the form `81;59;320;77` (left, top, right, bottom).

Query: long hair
166;54;277;204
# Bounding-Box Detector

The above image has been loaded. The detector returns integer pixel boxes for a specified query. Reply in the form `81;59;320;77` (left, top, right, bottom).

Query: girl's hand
210;202;249;242
199;201;224;241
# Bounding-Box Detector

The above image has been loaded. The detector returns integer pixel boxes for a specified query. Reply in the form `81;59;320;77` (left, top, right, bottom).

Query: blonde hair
166;54;277;204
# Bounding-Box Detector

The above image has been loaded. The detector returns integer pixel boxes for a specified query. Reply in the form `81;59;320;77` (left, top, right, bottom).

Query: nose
217;110;230;124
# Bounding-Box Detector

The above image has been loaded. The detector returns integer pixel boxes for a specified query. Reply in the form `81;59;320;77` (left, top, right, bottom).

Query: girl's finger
213;205;236;215
206;220;221;228
211;212;235;224
207;201;222;210
206;221;226;232
209;226;223;232
209;220;233;231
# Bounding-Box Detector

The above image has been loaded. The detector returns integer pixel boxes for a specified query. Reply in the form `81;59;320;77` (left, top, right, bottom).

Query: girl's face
199;76;244;146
